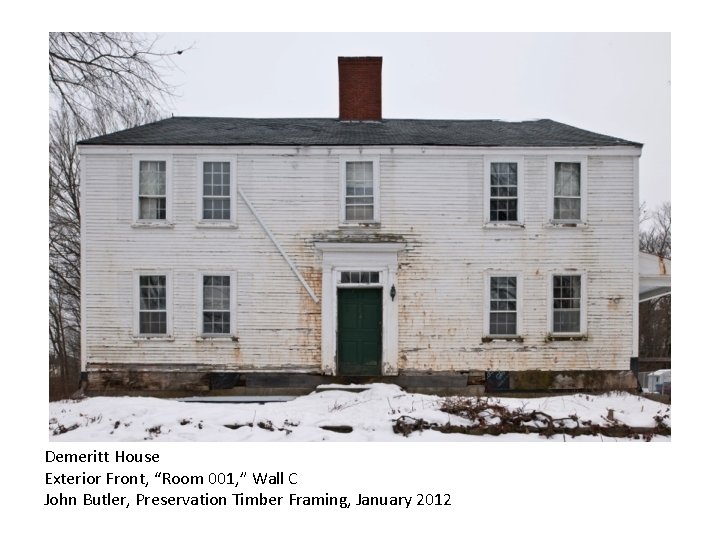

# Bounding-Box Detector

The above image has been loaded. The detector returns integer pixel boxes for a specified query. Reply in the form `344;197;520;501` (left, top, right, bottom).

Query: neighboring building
77;57;643;395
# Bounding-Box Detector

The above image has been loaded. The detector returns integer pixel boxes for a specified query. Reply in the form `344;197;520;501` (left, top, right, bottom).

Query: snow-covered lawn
49;384;670;442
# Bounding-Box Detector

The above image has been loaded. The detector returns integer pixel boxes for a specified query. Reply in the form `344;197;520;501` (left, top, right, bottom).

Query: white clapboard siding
81;147;638;372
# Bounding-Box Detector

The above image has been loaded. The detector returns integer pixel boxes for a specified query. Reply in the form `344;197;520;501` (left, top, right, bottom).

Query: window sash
202;275;231;334
489;276;518;335
139;275;167;334
552;275;581;333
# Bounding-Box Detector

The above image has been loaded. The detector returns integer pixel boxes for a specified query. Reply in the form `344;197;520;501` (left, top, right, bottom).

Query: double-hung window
484;157;523;225
341;157;379;223
133;156;172;224
139;161;167;220
551;274;583;334
201;275;233;336
550;157;587;223
487;275;520;337
490;163;518;221
135;273;172;337
198;158;236;224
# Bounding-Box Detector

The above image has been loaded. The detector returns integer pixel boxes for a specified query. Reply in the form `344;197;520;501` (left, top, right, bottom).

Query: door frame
315;242;405;376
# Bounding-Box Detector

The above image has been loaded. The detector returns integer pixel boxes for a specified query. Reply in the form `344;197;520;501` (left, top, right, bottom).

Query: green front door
337;288;382;375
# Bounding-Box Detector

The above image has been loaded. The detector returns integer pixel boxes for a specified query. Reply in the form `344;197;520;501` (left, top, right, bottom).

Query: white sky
156;32;670;210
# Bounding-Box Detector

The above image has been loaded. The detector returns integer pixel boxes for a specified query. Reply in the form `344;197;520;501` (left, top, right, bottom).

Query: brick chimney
338;57;382;121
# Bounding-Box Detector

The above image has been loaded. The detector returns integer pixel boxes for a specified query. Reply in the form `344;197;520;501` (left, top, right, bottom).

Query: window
552;275;581;333
549;157;587;223
340;271;380;284
138;275;168;335
340;157;379;223
202;275;231;335
133;156;172;224
201;161;232;221
490;163;518;221
484;157;523;225
138;161;167;219
489;276;518;336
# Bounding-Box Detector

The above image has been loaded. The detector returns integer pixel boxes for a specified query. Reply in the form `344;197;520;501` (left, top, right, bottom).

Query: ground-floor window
489;276;518;336
552;274;582;333
138;275;168;335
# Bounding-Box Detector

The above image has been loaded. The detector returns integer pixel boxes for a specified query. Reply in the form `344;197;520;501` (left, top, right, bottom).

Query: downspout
237;186;320;303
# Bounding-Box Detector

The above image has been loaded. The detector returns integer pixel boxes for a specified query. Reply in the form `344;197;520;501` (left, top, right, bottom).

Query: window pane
139;197;166;220
490;312;517;336
139;161;166;196
554;162;580;196
203;276;230;310
203;311;230;334
553;197;580;220
140;311;167;334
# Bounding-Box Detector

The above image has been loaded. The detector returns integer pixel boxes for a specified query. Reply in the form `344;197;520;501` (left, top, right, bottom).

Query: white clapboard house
77;57;644;395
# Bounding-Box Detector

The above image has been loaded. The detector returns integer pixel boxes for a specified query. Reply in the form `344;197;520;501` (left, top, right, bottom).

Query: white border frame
547;155;588;224
316;242;405;375
484;156;525;227
196;271;237;340
484;271;524;339
339;155;381;225
196;155;238;227
132;154;173;226
547;270;588;337
132;270;174;340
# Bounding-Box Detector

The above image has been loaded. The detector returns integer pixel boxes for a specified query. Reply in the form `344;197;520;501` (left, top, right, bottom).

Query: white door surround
315;242;406;375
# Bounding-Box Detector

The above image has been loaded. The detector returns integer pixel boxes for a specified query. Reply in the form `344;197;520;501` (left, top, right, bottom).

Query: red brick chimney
338;57;382;121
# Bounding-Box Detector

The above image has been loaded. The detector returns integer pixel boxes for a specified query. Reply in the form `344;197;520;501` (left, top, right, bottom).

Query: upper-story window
139;161;167;220
340;157;380;223
198;157;236;225
133;156;172;225
549;157;587;223
484;157;523;225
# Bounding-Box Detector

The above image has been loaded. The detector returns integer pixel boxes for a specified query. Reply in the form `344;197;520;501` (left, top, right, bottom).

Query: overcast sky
156;32;670;210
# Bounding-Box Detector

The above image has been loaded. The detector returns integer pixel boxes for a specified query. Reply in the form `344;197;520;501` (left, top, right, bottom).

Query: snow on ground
49;384;670;442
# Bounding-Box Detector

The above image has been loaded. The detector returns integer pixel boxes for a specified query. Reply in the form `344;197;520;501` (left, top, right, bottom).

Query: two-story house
77;57;643;395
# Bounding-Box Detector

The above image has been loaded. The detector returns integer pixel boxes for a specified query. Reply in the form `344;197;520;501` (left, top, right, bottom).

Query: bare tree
638;202;671;359
49;33;187;399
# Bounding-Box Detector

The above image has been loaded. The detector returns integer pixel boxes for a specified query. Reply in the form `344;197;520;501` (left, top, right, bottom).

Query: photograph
48;32;671;442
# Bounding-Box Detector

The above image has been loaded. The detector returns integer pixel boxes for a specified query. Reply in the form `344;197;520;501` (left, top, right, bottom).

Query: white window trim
484;156;524;227
547;156;588;225
484;271;523;339
132;270;173;340
132;155;173;226
339;155;380;225
196;271;237;339
196;156;237;226
547;270;588;337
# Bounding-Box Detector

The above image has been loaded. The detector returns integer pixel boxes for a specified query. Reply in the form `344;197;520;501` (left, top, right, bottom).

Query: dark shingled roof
78;117;642;147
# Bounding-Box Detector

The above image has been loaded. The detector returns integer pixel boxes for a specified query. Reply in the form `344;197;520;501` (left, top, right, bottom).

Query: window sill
195;222;238;229
132;222;174;229
482;222;525;229
482;336;524;343
339;222;381;229
543;221;589;229
132;335;175;342
196;336;238;342
545;334;588;342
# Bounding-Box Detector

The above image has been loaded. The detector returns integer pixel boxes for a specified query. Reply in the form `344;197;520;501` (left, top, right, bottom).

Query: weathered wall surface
81;147;636;374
